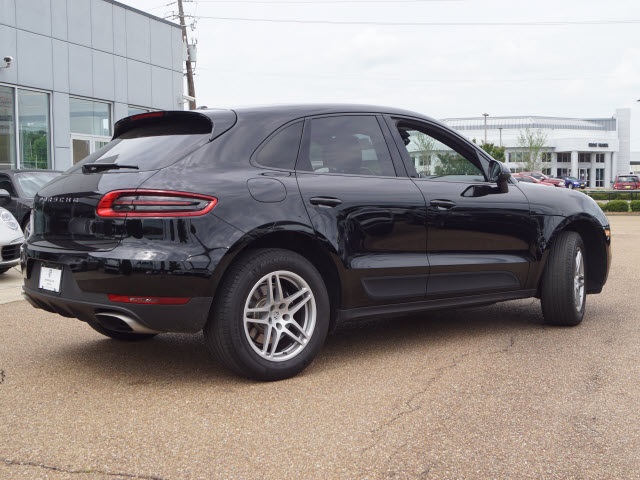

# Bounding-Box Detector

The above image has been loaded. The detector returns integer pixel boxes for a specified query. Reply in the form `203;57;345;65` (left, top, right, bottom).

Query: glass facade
0;86;16;169
70;97;111;136
18;90;51;169
0;86;51;170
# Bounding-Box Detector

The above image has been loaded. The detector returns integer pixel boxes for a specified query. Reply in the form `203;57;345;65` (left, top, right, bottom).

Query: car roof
199;103;440;124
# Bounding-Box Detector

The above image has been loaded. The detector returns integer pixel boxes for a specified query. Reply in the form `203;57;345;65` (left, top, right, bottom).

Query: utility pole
177;0;196;110
482;113;489;144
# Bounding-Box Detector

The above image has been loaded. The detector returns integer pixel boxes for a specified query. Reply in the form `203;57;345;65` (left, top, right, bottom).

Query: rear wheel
540;231;586;326
204;248;330;381
85;319;157;341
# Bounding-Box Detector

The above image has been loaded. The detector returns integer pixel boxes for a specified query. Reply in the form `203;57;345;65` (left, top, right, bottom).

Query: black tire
567;183;574;189
204;248;330;381
86;319;157;341
540;231;586;326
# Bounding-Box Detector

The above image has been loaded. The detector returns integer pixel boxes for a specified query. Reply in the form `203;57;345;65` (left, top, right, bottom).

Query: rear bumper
21;246;223;333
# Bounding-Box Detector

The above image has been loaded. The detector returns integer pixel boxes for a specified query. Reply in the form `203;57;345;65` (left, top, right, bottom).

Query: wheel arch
541;216;609;295
211;229;343;332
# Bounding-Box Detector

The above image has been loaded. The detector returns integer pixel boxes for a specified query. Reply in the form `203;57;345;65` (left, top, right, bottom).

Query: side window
298;116;396;177
394;121;485;182
253;121;303;170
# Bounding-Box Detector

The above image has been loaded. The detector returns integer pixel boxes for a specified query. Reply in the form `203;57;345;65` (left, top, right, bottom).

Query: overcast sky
118;0;640;121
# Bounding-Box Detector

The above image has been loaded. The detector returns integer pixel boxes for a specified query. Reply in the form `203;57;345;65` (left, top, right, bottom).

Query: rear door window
297;115;396;177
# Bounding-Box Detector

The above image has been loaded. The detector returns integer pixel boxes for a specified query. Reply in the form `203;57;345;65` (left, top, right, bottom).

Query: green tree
516;128;548;172
407;131;435;174
433;152;482;176
479;142;505;162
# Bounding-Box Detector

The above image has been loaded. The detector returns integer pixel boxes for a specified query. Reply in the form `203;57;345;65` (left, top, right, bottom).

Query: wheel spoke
247;306;270;315
269;329;283;357
287;319;309;339
245;315;269;325
284;287;308;306
282;328;305;345
262;324;273;355
288;293;311;316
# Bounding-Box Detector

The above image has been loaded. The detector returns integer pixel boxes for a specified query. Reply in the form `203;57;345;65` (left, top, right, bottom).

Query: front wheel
540;231;586;326
567;183;574;189
205;249;330;381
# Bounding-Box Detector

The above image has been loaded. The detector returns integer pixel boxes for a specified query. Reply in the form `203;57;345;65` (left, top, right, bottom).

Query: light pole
482;113;489;144
499;127;503;147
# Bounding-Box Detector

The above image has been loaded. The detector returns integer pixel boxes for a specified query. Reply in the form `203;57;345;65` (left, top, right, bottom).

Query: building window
542;167;551;176
596;153;605;163
70;98;111;137
557;152;571;163
557;167;570;177
541;152;551;163
70;98;112;164
0;86;16;170
578;153;591;163
596;168;604;187
18;90;51;169
508;151;524;163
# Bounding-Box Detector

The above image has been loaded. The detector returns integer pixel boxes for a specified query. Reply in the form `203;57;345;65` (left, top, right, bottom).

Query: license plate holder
39;265;63;293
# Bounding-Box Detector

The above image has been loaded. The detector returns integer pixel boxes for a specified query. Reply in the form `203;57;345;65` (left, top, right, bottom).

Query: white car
0;207;24;274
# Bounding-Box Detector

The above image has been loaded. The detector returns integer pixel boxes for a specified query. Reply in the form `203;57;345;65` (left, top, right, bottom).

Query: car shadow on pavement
45;298;548;384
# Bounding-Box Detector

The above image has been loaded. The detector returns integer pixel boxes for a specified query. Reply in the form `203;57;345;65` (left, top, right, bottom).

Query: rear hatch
30;110;235;252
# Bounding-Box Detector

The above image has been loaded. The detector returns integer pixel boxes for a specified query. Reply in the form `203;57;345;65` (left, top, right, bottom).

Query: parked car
21;105;612;380
0;169;63;235
0;207;24;274
561;176;586;189
519;172;565;188
613;175;640;190
513;173;554;186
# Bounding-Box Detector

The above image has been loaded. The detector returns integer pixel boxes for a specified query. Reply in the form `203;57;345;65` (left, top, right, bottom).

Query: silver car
0;207;24;274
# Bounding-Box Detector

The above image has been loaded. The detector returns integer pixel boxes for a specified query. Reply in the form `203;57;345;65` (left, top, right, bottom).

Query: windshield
14;172;61;197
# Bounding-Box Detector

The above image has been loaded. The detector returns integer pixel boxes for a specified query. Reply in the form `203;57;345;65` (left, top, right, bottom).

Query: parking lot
1;216;639;479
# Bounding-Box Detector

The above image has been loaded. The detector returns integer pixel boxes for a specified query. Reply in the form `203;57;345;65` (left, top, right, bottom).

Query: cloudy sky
118;0;640;120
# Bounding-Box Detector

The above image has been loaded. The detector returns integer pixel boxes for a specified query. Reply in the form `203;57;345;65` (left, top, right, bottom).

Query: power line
196;16;640;26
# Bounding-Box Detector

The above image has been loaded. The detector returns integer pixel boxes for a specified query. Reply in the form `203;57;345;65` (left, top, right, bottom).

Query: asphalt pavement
1;217;639;479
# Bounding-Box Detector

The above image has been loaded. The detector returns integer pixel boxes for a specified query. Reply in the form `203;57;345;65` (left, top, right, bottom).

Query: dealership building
0;0;184;172
443;107;638;188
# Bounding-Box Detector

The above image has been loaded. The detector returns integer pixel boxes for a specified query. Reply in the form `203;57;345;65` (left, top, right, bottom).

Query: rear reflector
108;294;191;305
97;189;217;218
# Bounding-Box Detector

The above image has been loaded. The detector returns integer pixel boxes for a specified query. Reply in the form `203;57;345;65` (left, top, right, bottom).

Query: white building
0;0;185;172
443;108;634;188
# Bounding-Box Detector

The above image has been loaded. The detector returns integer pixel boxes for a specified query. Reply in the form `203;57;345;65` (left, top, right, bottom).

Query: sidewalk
0;265;24;304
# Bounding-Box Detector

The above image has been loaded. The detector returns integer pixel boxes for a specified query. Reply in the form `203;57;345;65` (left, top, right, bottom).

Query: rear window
68;112;216;173
617;176;638;182
14;172;61;197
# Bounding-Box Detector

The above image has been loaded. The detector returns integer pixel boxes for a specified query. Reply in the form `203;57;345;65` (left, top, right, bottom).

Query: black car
0;169;62;234
21;105;611;380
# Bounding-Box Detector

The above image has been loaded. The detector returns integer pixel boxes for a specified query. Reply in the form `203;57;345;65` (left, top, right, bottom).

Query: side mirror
489;161;511;193
0;189;11;205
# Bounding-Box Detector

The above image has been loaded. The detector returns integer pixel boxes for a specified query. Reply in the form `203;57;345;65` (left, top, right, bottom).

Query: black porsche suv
22;105;611;380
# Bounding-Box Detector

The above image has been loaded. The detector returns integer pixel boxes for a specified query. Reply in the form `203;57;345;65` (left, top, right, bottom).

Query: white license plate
39;265;62;293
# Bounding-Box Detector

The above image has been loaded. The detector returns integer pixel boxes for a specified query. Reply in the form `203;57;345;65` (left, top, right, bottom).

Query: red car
513;173;555;186
613;175;639;190
520;172;566;188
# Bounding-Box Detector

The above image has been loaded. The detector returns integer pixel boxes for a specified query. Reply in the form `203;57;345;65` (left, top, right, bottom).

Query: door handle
430;199;456;210
309;196;343;207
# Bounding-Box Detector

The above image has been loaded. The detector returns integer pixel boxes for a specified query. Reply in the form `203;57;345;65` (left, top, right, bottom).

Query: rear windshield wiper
82;164;139;173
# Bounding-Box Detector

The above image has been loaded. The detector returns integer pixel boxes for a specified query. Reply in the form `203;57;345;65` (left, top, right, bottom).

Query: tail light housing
97;190;217;218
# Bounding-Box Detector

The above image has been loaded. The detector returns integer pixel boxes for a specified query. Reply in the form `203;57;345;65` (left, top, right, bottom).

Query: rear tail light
97;190;217;218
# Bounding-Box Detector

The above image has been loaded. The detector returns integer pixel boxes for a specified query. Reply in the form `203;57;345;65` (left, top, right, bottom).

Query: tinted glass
254;121;303;170
394;121;484;182
299;116;395;177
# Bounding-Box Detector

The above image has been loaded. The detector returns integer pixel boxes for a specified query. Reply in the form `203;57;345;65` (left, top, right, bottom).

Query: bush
602;200;629;212
596;201;607;211
587;192;610;201
630;200;640;212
